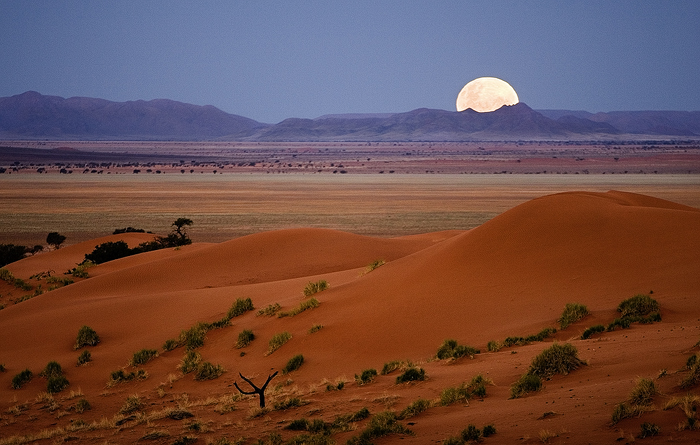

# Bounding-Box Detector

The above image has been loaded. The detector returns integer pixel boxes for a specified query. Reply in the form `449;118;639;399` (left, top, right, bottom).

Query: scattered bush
663;394;700;430
396;367;426;384
108;368;148;385
40;361;63;378
581;325;606;340
179;351;202;374
194;362;225;380
528;343;584;379
303;280;328;297
629;378;657;406
355;368;378;385
119;394;143;414
436;339;479;360
227;298;254;319
639;422;660;438
461;424;482;442
398;398;432;419
278;297;320;318
130;348;158;366
283;354;305;374
74;325;100;349
11;369;33;389
558;303;589;329
440;374;490;405
236;329;255;348
47;375;69;393
257;303;281;317
509;374;542;399
483;424;497;437
618;294;659;318
267;332;292;354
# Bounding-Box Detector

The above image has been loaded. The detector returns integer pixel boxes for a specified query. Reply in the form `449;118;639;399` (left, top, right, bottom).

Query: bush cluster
130;349;158;366
109;368;148;385
436;339;479;360
227;298;254;319
440;374;489;406
355;368;378;385
278;298;320;318
346;411;412;445
395;367;426;384
607;294;661;332
194;361;225;381
558;303;589;329
443;424;496;445
510;343;583;399
303;280;328;297
11;368;33;389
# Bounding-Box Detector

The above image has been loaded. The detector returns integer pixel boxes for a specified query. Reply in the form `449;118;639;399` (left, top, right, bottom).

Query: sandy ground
0;190;699;444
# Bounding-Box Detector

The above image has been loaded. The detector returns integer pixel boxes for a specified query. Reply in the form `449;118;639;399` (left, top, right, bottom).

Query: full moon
456;77;519;113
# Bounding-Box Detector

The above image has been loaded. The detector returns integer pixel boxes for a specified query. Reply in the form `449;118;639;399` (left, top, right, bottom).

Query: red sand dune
1;191;699;444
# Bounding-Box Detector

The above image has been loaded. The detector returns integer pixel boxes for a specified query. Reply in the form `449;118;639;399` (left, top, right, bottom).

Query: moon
456;77;519;113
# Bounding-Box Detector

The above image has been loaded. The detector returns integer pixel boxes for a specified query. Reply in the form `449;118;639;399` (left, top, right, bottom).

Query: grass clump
194;361;225;380
69;260;96;278
278;297;320;318
257;303;281;317
581;325;606;340
119;394;143;414
396;367;426;384
282;354;305;374
179;323;209;350
108;368;148;385
74;325;100;349
364;259;385;274
381;360;412;375
639;422;660;438
398;398;433;419
40;361;63;378
130;348;158;366
11;368;33;389
77;350;91;366
347;411;412;445
436;339;479;360
273;397;306;411
179;351;202;374
663;394;700;430
236;329;255;348
355;368;378;385
440;374;490;405
267;331;292;355
47;375;70;393
309;324;324;334
629;377;658;406
227;297;254;319
558;303;589;329
509;374;542;399
680;352;700;389
528;343;584;379
303;280;328;297
618;294;659;318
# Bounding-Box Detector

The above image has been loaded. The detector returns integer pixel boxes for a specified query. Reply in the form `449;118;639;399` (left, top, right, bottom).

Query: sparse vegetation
309;324;323;334
69;260;96;278
74;397;91;413
119;394;143;414
130;348;158;366
509;374;542;399
395;367;426;384
440;374;490;405
282;354;304;374
611;377;658;424
47;375;69;393
680;352;700;389
618;294;659;318
11;368;33;389
398;398;433;419
278;297;320;317
236;329;255;348
194;361;225;380
355;368;378;385
347;411;412;445
639;422;660;438
364;259;385;274
74;325;100;349
77;350;91;366
227;298;254;319
180;350;202;374
303;280;328;297
663;393;700;430
436;339;479;360
267;331;292;354
381;360;412;375
0;268;33;291
528;343;584;379
108;368;148;385
257;303;282;317
581;324;606;339
273;397;306;411
558;303;589;329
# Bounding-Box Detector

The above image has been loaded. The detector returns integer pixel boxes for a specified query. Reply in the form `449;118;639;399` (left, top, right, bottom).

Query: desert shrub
347;411;412;445
257;303;281;317
309;324;323;334
274;397;305;410
130;348;158;366
618;294;659;318
581;325;606;340
487;340;503;352
205;317;231;330
639;422;660;438
0;244;30;267
558;303;589;329
528;343;584;379
119;394;143;414
525;327;557;342
398;398;432;419
179;323;208;350
74;398;91;413
482;424;497;437
74;325;100;349
84;241;132;264
267;332;292;354
278;298;320;318
180;351;202;374
109;368;148;385
381;360;411;375
46;232;66;250
364;259;385;274
611;402;646;424
441;374;490;405
461;424;482;442
326;381;345;391
680;353;700;389
510;373;543;399
194;361;225;380
687;353;699;370
236;329;255;348
436;339;479;360
0;363;5;372
70;260;96;278
47;375;69;393
162;338;179;351
227;298;254;319
283;354;305;374
11;369;33;389
40;361;63;378
355;368;378;385
303;280;328;297
396;367;426;384
629;377;657;406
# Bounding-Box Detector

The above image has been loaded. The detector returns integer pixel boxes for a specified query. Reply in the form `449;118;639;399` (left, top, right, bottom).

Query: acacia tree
46;232;66;250
171;218;193;244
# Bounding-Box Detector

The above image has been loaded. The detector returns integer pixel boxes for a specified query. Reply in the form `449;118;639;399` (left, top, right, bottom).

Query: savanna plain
1;142;700;445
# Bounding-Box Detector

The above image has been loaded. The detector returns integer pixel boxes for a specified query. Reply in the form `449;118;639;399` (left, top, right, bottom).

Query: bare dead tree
234;371;278;408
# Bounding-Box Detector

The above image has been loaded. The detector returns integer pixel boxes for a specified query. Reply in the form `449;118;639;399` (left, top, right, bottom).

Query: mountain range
1;91;699;141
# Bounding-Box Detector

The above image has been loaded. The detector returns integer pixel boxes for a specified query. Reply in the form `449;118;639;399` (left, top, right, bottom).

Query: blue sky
1;1;699;123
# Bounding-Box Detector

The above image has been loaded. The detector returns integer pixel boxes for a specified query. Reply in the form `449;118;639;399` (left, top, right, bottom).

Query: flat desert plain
1;172;700;444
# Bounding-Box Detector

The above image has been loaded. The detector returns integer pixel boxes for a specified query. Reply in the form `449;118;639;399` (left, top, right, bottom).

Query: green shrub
398;398;432;419
581;325;606;340
639;422;660;438
236;329;255;348
40;361;63;378
558;303;589;329
629;378;657;406
355;368;378;385
267;332;292;354
130;349;158;366
11;369;33;389
180;351;202;374
74;325;100;349
436;339;479;360
257;303;281;317
278;298;320;318
283;354;305;374
303;280;328;297
395;367;425;384
618;294;659;318
47;375;69;393
528;343;584;379
119;394;143;414
509;374;542;399
227;298;254;319
194;362;225;380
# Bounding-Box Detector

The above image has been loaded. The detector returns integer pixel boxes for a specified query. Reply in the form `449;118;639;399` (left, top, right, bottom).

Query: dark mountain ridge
1;91;698;141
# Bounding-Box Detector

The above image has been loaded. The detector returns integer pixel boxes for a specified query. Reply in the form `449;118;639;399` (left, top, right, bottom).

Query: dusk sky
1;1;699;123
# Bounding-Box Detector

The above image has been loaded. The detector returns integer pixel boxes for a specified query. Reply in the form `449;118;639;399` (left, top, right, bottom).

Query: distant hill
1;91;698;141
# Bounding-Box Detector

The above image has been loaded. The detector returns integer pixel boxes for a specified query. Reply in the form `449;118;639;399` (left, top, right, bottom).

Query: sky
1;1;699;124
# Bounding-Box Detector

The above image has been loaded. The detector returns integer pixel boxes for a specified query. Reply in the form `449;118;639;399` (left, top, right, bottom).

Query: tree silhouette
171;218;193;243
233;371;278;408
46;232;66;250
